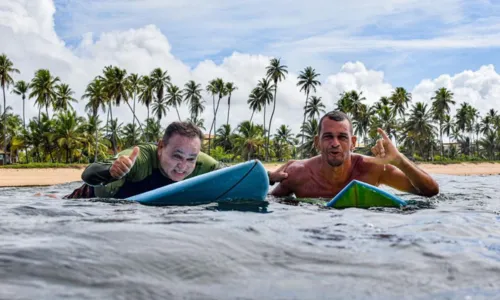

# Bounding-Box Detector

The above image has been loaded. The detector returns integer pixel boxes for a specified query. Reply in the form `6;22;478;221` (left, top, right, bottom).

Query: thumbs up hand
371;128;402;166
110;146;140;179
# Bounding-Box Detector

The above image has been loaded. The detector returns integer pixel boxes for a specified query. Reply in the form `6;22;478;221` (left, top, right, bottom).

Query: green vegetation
1;52;500;167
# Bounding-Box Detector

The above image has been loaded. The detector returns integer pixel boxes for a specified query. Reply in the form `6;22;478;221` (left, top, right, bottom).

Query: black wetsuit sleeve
81;162;117;186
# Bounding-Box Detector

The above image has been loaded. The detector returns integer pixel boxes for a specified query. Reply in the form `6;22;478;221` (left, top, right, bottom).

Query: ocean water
0;174;500;300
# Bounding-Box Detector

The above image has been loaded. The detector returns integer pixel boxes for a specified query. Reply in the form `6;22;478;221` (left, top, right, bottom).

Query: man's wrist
267;171;276;185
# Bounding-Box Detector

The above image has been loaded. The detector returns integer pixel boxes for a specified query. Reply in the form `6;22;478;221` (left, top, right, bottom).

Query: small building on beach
0;151;11;165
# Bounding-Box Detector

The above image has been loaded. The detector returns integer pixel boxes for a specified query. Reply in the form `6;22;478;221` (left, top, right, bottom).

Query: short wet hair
318;111;353;135
162;121;204;144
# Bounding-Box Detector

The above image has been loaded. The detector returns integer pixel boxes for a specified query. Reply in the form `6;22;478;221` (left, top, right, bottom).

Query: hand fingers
128;146;140;162
371;146;379;157
377;128;390;141
111;157;133;178
376;139;386;157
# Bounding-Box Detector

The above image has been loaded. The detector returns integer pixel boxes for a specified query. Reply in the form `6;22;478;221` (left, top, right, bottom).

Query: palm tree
82;78;108;162
247;88;262;123
12;80;28;128
390;87;412;121
150;68;171;105
266;58;288;161
29;69;60;119
305;96;326;122
101;66;129;155
233;121;265;160
225;82;237;126
183;80;204;119
215;124;233;152
54;83;77;112
139;75;155;122
256;78;275;160
165;84;183;121
54;110;85;163
402;102;436;159
152;96;168;123
127;73;142;144
207;78;226;155
297;118;319;157
431;87;455;157
297;66;321;152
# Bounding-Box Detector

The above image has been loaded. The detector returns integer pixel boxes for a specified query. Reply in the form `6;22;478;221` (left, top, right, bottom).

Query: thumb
128;146;140;163
377;128;390;141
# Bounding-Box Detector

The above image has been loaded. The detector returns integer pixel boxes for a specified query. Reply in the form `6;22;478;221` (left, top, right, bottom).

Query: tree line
1;53;500;165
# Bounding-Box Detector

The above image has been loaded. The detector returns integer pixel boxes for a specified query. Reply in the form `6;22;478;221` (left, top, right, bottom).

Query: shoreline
1;162;500;188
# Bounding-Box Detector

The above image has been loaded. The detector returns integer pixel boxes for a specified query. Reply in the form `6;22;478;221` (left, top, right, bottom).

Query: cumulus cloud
1;0;500;140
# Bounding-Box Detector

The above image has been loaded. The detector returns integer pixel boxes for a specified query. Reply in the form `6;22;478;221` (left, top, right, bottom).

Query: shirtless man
271;111;439;198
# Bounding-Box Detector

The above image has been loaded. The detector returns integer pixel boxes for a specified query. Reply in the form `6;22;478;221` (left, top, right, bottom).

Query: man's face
315;118;357;167
157;134;201;181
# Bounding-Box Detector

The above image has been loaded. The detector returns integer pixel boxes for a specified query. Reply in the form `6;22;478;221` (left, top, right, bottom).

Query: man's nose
331;137;340;147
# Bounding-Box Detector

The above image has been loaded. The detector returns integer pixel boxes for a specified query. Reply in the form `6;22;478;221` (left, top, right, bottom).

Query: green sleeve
89;144;158;198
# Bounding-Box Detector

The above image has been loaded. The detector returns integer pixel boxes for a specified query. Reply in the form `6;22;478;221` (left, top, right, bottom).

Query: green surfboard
294;180;407;209
325;180;407;208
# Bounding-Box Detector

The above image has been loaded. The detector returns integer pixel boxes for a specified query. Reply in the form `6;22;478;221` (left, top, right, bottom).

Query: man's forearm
81;162;118;186
394;155;439;196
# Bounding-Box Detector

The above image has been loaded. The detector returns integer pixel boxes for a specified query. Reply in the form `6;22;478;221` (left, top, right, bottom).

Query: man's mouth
173;170;185;175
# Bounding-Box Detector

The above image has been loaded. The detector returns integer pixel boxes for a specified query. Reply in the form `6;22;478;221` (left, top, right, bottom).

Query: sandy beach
1;162;500;187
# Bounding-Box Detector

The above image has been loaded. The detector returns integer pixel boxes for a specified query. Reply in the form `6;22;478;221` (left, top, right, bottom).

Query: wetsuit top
81;143;224;199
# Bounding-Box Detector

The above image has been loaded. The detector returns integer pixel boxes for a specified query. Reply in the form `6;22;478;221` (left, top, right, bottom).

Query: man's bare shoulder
351;153;384;172
281;157;318;183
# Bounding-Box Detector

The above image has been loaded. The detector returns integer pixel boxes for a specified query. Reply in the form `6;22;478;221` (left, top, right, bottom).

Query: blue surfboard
325;179;407;208
125;160;269;206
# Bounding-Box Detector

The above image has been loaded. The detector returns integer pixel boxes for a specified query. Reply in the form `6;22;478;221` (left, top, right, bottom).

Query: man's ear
351;135;357;151
314;135;320;150
157;140;164;155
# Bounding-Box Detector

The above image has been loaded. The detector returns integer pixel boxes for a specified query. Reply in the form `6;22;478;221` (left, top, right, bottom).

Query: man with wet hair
64;121;288;199
271;111;439;198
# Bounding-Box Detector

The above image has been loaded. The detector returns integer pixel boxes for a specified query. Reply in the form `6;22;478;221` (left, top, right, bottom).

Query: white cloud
412;65;500;115
2;0;500;142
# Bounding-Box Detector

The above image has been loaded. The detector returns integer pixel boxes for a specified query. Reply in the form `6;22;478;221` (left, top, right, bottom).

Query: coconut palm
150;68;171;105
233;121;265;161
54;83;77;112
207;78;226;154
139;75;155;122
431;87;455;157
255;78;275;160
247;88;262;123
82;78;108;162
390;87;412;121
127;73;142;144
297;66;321;150
305;96;326;122
29;69;60;119
297;118;319;157
165;84;183;121
183;80;204;119
224;82;237;126
0;55;19;162
265;58;288;161
12;80;29;128
101;66;129;155
152;96;168;123
402;102;436;159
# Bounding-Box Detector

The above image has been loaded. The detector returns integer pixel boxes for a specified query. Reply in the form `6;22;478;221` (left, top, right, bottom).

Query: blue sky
51;0;500;88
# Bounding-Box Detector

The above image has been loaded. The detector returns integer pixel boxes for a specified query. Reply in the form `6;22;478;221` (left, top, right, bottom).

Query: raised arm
372;128;439;197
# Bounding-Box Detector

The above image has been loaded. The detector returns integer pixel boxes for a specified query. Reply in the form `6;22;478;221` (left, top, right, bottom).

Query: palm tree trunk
176;107;181;121
22;96;25;129
94;111;99;162
208;94;215;154
249;110;255;123
267;86;278;162
2;84;6;165
109;103;117;155
226;95;231;126
132;92;136;144
125;100;145;136
300;90;310;156
263;102;267;160
439;121;444;158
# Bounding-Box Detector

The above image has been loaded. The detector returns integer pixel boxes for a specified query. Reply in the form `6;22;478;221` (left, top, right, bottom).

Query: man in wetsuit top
64;121;289;199
271;111;439;199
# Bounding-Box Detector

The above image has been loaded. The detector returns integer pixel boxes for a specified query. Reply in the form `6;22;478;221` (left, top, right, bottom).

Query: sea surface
1;174;500;300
